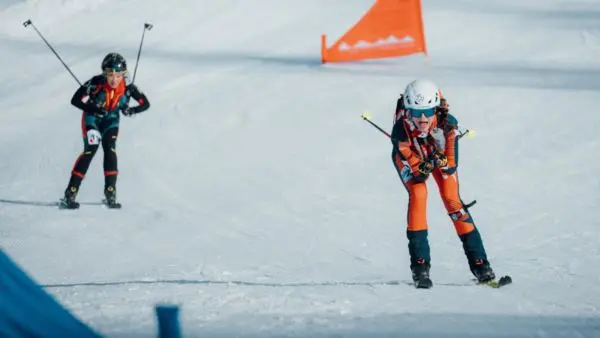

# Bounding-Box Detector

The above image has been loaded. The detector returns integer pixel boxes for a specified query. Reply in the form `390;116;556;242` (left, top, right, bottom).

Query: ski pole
131;22;153;84
458;128;476;139
363;111;477;140
361;111;392;138
22;19;82;86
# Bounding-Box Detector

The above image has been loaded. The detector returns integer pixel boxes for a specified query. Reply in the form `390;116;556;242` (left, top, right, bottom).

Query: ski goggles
408;107;436;118
103;69;127;76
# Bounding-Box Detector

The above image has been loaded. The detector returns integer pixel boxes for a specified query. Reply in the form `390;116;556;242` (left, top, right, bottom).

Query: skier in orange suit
391;79;495;288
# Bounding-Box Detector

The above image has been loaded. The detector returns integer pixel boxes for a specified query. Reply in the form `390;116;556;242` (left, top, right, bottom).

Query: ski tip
498;275;512;285
414;278;433;289
484;275;512;288
102;199;122;209
58;199;80;210
58;204;80;210
104;204;122;209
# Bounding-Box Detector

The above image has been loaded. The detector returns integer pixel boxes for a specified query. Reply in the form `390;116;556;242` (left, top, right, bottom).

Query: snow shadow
68;312;600;338
43;278;478;288
0;198;103;207
429;0;600;30
42;280;600;337
0;0;22;11
3;36;599;92
180;313;600;338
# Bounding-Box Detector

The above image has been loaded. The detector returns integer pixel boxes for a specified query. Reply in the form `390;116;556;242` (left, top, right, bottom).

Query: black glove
432;151;457;174
431;152;448;169
121;106;137;117
417;161;434;175
412;161;433;182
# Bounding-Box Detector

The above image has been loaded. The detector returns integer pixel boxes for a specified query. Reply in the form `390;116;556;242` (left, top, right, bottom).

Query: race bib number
86;130;101;145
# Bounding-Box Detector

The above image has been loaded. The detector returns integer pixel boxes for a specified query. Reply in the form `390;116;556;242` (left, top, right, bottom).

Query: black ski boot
411;258;433;289
103;185;121;209
60;186;80;209
470;258;495;283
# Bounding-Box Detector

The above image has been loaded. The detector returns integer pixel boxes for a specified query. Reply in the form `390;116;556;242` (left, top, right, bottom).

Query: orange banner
322;0;427;63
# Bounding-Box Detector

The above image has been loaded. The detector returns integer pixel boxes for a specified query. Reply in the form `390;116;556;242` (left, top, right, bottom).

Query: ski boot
103;185;121;209
411;258;433;289
470;258;495;283
60;186;80;209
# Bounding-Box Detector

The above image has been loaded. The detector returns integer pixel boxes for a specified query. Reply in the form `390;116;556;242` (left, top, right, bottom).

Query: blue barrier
0;249;100;337
156;305;182;338
0;249;183;337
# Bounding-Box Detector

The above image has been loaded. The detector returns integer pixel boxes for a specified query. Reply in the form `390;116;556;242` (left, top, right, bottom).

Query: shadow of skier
42;279;473;288
0;199;103;207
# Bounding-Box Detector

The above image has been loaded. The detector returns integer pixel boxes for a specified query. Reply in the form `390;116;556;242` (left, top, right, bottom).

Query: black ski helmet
101;53;127;73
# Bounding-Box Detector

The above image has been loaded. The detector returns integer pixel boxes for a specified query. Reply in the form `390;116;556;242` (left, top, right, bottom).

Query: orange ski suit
390;94;488;269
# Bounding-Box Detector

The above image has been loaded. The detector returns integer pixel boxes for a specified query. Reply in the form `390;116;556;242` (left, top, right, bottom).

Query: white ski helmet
403;79;441;111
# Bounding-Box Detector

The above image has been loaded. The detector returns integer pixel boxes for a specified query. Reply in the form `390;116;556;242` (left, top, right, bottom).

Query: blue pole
155;305;181;338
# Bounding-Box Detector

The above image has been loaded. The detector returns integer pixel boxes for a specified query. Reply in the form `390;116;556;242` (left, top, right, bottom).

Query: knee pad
85;129;101;147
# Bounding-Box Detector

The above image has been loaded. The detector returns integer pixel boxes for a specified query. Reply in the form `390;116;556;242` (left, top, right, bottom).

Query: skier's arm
70;85;89;111
442;114;460;174
70;76;105;114
125;84;150;114
392;120;425;177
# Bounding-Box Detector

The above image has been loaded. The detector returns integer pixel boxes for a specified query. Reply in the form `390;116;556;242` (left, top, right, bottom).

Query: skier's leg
392;151;431;282
433;170;495;281
101;127;119;202
63;116;100;202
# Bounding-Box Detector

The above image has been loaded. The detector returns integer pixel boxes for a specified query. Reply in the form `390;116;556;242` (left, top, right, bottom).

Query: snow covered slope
1;0;599;336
